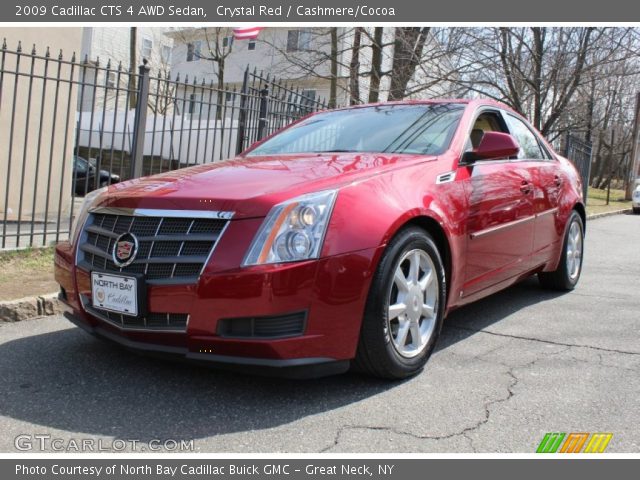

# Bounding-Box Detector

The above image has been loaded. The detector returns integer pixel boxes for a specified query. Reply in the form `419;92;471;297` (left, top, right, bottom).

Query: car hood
97;153;437;219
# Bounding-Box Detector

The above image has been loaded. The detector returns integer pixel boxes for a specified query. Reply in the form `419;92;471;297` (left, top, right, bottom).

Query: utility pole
626;92;640;200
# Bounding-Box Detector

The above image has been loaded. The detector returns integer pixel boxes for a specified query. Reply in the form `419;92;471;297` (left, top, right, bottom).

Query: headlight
69;186;108;244
242;190;338;266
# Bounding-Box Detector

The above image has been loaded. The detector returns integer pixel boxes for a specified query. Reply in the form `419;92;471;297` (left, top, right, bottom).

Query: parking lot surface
1;214;638;453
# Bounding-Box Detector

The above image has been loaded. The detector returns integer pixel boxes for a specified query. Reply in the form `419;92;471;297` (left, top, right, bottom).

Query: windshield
246;103;464;156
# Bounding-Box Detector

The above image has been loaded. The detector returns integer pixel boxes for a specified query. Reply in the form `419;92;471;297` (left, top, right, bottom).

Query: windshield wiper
313;149;359;153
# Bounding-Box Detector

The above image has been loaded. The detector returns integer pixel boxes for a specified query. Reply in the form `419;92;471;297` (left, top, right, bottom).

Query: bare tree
174;27;234;119
388;27;430;100
349;27;363;105
367;28;384;103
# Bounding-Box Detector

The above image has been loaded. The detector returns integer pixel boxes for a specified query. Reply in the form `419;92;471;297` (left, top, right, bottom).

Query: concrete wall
0;27;82;223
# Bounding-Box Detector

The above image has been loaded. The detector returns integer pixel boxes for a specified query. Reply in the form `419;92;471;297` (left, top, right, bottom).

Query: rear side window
505;114;548;160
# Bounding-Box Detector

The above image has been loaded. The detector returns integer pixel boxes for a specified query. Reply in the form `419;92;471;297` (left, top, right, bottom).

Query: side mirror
463;131;520;163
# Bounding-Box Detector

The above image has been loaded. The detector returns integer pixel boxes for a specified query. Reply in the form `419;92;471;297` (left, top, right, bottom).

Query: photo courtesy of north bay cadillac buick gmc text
54;99;585;379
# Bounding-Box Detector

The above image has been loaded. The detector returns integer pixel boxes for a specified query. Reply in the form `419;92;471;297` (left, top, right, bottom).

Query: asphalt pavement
0;213;638;453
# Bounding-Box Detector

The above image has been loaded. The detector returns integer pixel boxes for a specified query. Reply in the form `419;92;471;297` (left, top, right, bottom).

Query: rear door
503;113;562;267
461;109;536;297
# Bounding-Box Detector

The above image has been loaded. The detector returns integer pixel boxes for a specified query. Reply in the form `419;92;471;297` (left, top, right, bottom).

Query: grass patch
0;246;58;301
586;187;632;216
0;246;55;273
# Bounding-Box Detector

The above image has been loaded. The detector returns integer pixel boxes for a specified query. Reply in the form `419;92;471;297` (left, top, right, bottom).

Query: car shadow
0;277;567;446
437;276;568;350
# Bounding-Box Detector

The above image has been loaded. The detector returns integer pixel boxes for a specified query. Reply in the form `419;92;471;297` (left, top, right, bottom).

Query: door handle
520;181;532;194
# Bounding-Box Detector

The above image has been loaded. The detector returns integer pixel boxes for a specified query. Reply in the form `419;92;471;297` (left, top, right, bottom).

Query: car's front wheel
538;210;584;290
354;227;446;379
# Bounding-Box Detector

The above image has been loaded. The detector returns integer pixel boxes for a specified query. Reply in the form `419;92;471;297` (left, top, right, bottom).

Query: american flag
232;27;264;40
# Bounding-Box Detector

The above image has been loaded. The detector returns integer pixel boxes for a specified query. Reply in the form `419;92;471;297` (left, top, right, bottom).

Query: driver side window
466;111;510;151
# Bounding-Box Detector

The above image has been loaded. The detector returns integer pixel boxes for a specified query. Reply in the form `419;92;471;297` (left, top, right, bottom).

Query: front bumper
55;238;380;378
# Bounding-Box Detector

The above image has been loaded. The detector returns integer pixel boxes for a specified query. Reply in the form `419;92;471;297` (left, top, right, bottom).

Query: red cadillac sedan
54;99;585;379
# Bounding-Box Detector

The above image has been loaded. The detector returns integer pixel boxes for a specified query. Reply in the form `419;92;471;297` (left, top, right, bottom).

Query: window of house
106;72;116;88
188;93;197;114
225;91;233;102
248;40;256;51
505;114;547;160
161;45;172;64
141;37;153;59
287;29;313;52
186;41;201;62
223;36;234;48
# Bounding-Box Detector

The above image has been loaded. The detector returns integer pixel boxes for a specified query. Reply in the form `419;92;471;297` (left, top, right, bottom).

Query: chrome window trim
88;207;235;220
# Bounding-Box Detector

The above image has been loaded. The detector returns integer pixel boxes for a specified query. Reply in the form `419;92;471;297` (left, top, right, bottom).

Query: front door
462;161;536;296
459;110;536;298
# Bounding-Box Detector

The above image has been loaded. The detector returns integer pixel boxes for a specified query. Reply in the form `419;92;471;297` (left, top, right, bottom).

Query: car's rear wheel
633;207;640;214
538;210;584;290
353;227;446;379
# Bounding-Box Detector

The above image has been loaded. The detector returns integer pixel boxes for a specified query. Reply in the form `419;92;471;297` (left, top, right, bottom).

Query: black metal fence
564;133;593;203
0;41;330;250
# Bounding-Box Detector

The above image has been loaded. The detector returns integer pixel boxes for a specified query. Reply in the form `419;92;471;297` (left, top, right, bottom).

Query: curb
0;208;633;323
0;293;62;323
586;208;632;220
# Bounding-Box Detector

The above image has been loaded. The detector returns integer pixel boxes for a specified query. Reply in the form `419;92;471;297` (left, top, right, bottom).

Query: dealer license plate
91;272;138;316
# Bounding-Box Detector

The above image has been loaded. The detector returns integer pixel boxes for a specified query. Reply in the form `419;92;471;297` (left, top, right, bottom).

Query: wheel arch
378;214;454;311
405;216;452;288
573;201;586;234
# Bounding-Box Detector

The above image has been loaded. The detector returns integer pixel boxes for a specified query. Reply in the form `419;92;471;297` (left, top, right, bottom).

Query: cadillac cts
54;99;585;379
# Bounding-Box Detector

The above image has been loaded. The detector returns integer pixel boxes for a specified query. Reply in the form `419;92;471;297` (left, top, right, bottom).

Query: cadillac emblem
112;232;139;267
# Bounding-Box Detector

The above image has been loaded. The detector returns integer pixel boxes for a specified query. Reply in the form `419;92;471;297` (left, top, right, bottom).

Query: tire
538;210;584;291
353;227;446;379
633;207;640;215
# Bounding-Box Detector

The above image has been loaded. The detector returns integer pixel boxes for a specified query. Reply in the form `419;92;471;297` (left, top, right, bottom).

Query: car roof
329;98;517;115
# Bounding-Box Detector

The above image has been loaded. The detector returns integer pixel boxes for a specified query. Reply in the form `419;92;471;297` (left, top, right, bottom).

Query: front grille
217;312;307;339
77;211;228;284
77;209;229;332
81;295;188;331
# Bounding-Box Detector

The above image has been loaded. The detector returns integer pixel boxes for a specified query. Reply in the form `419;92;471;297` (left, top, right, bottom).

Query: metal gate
0;40;330;250
564;133;593;203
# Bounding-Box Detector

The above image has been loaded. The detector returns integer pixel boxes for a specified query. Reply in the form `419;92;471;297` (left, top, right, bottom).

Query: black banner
3;459;640;480
4;0;640;22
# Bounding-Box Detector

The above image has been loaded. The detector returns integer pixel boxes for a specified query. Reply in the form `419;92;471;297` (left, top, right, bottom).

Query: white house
80;27;174;72
166;27;453;108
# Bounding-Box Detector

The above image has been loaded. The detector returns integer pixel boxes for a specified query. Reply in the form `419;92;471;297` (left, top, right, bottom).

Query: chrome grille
77;211;228;285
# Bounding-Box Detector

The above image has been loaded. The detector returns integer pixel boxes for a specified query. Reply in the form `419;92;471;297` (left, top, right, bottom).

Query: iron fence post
236;67;249;155
130;59;150;179
257;86;269;141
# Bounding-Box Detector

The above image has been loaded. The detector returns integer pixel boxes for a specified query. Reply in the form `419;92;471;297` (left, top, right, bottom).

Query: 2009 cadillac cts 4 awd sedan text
54;99;585;379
